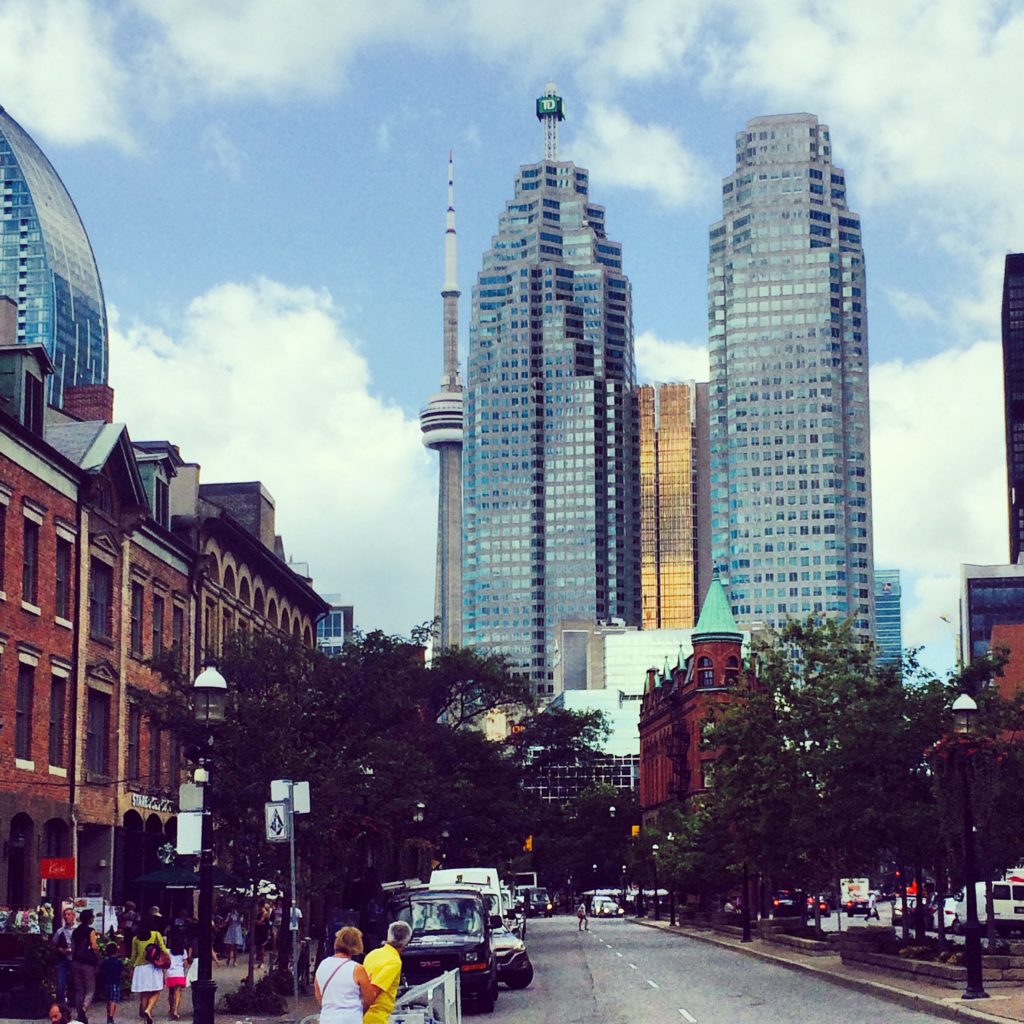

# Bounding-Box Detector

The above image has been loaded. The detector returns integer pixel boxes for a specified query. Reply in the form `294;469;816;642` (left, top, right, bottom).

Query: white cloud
572;104;714;208
635;330;709;383
109;278;437;636
870;340;1005;594
0;0;131;147
885;288;941;325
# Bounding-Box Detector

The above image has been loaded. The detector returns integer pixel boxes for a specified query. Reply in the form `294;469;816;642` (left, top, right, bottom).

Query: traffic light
523;835;533;852
631;824;640;837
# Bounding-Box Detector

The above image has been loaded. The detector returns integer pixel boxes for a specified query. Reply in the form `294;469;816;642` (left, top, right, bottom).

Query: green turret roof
693;572;742;643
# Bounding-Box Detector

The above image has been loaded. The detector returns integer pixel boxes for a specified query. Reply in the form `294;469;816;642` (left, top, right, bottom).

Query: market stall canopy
131;865;246;890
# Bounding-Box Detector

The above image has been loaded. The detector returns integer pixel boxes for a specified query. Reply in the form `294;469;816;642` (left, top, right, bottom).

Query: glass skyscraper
0;106;108;405
1002;253;1024;563
874;568;902;665
708;113;874;634
463;91;640;695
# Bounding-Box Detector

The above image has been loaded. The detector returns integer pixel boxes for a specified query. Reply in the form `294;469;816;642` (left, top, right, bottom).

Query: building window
24;373;43;434
148;719;162;789
172;604;184;667
85;690;110;775
154;478;170;529
697;655;714;688
127;706;141;783
22;519;39;605
152;594;165;656
724;655;740;687
89;560;113;639
205;600;218;655
48;675;66;767
130;581;144;656
55;538;72;620
15;663;34;760
0;502;7;591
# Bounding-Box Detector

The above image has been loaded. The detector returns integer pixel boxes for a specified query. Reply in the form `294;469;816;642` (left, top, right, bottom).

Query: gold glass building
638;382;698;629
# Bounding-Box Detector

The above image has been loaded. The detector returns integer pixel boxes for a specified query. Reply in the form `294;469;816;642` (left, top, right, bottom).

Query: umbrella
131;866;246;890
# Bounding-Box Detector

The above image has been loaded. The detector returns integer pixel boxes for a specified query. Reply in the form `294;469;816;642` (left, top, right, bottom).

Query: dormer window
23;372;42;434
154;476;169;528
697;656;714;688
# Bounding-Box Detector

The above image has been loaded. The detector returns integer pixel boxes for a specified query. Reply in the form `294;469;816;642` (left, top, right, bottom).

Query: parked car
490;923;534;989
591;896;623;918
771;890;807;918
953;873;1024;934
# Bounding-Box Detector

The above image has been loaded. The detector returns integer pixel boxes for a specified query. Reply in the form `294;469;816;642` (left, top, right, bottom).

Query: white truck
953;868;1024;934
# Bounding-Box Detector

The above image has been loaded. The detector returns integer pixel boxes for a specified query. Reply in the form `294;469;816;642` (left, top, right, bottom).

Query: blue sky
3;0;1020;675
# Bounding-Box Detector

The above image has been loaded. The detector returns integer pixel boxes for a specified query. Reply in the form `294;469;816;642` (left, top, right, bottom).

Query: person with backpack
71;908;101;1024
129;909;167;1024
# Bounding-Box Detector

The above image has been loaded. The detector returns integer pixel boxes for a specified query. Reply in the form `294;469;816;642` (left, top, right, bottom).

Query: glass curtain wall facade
0;107;108;405
708;113;874;634
638;382;698;628
463;159;640;695
1002;253;1024;563
874;567;902;665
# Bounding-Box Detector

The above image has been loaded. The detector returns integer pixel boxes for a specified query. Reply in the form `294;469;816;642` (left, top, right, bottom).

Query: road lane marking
615;951;623;957
628;963;637;970
678;1010;697;1023
647;979;659;989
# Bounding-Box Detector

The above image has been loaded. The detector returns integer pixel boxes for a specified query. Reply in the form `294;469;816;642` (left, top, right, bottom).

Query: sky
2;0;1021;676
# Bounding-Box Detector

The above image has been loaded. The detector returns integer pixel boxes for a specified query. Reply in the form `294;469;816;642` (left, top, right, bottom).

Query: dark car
490;923;533;989
385;885;500;1013
844;896;871;917
524;887;553;918
806;894;832;918
771;890;807;918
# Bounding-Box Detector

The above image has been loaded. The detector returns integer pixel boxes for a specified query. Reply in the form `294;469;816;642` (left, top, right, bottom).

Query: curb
631;919;1017;1024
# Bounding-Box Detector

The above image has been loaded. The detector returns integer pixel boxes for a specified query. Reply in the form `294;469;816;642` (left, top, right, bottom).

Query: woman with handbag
129;909;168;1024
70;909;101;1024
313;927;375;1024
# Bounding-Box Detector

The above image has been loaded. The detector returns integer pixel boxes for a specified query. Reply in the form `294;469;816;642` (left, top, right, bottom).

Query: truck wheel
505;964;534;990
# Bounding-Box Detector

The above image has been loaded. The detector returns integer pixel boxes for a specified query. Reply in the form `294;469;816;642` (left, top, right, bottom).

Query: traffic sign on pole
265;801;290;842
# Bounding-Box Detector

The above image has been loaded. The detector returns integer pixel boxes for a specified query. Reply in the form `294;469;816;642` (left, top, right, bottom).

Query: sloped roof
693;572;742;642
47;420;148;506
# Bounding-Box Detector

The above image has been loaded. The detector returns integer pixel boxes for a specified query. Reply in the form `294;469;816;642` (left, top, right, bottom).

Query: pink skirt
166;976;186;988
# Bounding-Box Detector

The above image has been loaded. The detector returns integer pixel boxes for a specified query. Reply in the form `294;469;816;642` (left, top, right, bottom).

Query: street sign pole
287;780;298;1017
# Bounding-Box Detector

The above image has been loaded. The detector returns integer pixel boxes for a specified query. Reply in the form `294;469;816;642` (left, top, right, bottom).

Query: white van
953;868;1024;934
429;867;506;925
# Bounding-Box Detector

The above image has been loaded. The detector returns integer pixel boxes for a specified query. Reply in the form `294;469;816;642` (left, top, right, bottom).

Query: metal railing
390;968;461;1024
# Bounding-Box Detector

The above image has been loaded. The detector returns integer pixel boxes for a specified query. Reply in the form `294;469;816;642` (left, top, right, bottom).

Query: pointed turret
693;571;742;644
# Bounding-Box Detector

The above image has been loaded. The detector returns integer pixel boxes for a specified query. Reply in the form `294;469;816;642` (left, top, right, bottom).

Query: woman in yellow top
129;909;168;1024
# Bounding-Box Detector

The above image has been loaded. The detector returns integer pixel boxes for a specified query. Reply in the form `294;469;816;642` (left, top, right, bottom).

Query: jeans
56;958;73;1004
71;962;96;1018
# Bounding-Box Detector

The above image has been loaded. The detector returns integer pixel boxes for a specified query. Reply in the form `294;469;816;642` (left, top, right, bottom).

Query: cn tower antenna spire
536;81;565;160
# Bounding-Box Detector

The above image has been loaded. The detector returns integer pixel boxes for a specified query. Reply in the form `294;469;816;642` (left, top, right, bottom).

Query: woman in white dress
129;910;167;1024
313;927;375;1024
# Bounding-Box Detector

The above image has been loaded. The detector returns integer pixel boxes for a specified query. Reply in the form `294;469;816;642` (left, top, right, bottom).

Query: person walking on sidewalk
71;908;101;1024
577;901;589;931
54;907;76;1006
362;921;412;1024
98;942;123;1024
129;910;167;1024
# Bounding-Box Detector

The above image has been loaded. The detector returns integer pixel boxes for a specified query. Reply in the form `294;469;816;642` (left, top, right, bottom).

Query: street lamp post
666;833;676;926
652;844;660;921
192;664;228;1024
953;693;988;1001
620;864;627;918
741;862;752;942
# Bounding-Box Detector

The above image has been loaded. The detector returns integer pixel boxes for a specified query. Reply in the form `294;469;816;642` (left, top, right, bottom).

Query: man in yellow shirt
362;921;412;1024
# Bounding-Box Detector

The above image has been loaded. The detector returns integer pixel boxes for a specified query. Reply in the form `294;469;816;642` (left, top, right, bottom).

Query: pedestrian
54;907;77;1006
362;921;412;1024
577;900;589;931
98;942;123;1024
129;908;167;1024
164;925;190;1021
223;905;244;967
119;903;139;957
253;902;271;968
71;908;101;1024
312;926;374;1024
868;891;880;921
49;1003;72;1024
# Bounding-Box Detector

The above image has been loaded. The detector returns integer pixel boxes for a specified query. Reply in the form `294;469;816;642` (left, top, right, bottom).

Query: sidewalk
634;917;1024;1024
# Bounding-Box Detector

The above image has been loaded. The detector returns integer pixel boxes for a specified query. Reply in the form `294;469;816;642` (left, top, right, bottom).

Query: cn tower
419;152;464;649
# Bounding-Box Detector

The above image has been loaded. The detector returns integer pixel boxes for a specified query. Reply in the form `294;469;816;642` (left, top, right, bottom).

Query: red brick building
0;313;327;909
639;575;752;823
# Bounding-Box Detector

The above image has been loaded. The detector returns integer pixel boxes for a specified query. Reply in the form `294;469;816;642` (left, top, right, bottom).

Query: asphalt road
482;914;953;1023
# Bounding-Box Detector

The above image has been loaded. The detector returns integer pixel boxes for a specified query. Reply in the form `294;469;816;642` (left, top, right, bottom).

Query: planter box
0;988;52;1020
764;931;835;957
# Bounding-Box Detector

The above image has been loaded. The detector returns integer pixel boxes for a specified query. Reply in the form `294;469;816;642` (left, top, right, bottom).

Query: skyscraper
0;106;108;405
463;85;640;696
420;154;464;649
708;113;874;634
1002;252;1024;563
874;568;902;665
638;382;698;629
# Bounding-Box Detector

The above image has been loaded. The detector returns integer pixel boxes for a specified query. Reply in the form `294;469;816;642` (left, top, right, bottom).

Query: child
98;942;123;1024
165;927;190;1021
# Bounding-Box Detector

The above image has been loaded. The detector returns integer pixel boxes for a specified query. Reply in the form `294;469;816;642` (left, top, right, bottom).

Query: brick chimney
63;383;115;423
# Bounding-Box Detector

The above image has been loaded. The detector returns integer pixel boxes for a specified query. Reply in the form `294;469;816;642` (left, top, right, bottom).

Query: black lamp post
741;862;752;942
192;663;227;1024
666;833;676;926
953;692;988;1000
620;863;627;918
652;844;660;921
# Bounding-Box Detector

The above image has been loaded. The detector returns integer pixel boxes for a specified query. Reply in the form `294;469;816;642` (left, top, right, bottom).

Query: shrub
221;975;287;1015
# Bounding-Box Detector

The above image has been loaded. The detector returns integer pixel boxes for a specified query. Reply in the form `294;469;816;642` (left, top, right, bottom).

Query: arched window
725;655;740;687
266;597;278;627
697;656;714;689
253;587;265;617
239;578;251;606
223;566;237;597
